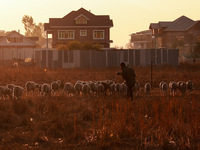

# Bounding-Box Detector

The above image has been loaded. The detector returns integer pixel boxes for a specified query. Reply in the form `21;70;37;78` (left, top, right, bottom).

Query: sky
0;0;200;48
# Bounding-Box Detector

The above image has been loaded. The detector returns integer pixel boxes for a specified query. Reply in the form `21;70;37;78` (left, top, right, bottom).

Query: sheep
144;83;151;95
7;84;16;91
0;86;6;100
179;82;187;96
89;82;98;97
186;80;193;92
25;81;39;96
120;82;127;95
51;80;61;96
115;83;122;93
159;81;165;90
64;82;75;97
41;83;51;97
3;87;13;100
115;82;126;96
160;82;168;96
100;80;110;95
74;82;83;96
133;81;140;96
97;83;105;96
169;81;177;96
13;86;24;99
82;84;91;97
109;83;116;95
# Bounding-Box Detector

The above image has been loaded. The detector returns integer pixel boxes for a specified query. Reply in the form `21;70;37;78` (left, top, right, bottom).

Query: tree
22;15;46;45
0;30;6;36
194;42;200;57
56;41;101;50
125;39;134;49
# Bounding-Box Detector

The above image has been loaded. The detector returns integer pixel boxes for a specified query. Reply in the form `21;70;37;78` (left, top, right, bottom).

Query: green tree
22;15;46;46
56;41;101;50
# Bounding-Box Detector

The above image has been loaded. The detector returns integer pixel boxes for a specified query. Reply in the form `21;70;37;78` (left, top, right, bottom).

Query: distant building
130;30;152;49
0;31;39;60
44;8;113;48
149;16;200;56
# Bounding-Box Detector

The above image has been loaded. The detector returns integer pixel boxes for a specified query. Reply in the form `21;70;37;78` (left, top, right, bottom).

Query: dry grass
0;62;200;149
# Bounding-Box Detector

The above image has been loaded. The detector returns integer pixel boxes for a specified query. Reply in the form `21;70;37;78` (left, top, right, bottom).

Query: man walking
118;62;136;100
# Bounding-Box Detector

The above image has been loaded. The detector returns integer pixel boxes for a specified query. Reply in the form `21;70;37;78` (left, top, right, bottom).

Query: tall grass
0;63;199;149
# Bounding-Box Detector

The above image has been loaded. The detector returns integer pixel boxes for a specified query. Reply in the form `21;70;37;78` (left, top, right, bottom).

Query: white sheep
115;82;126;96
179;81;187;96
120;82;127;95
97;83;105;96
133;81;140;96
100;81;110;95
51;80;61;95
144;83;151;95
82;84;91;97
0;86;6;100
159;81;165;90
115;83;122;93
13;86;24;99
25;81;39;96
64;82;75;97
41;83;51;97
89;82;98;97
169;81;177;96
186;80;193;92
109;83;116;95
3;87;13;100
160;81;168;96
7;84;16;91
74;82;83;96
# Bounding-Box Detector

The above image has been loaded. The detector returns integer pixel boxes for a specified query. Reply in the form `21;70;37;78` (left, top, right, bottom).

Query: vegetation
0;62;199;149
22;15;46;46
194;42;200;57
56;41;102;50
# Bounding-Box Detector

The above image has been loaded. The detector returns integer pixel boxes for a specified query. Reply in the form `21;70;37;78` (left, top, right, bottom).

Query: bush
56;41;102;50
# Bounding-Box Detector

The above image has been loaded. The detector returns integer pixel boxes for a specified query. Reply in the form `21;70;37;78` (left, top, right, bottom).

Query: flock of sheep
0;79;193;100
144;80;193;96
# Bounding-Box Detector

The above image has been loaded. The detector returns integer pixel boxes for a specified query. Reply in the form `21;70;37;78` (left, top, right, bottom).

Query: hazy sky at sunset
0;0;200;48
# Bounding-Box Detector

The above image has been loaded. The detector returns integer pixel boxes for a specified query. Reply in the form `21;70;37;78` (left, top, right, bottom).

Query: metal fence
35;49;179;69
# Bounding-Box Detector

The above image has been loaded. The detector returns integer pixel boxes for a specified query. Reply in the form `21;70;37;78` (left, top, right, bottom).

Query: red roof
45;8;113;30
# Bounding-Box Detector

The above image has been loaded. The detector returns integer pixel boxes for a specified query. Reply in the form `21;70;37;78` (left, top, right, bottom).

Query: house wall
52;28;110;48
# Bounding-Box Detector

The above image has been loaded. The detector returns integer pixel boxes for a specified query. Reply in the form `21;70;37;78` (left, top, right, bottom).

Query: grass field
0;62;199;149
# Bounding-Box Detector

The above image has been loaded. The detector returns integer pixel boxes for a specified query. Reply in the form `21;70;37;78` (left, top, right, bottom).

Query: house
44;8;113;48
0;30;39;60
130;30;152;49
149;16;200;56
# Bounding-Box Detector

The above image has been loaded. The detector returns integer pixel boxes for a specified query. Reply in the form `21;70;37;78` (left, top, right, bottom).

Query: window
58;30;75;39
76;16;88;24
64;50;73;63
80;30;87;36
7;37;23;43
93;30;104;39
176;36;184;41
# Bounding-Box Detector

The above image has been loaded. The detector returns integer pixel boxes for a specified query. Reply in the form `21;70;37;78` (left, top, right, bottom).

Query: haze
0;0;199;48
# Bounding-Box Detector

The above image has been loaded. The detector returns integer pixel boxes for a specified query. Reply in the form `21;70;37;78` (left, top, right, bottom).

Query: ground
0;62;199;149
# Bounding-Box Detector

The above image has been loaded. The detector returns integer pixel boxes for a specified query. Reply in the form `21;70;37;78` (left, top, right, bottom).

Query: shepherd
117;62;136;100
